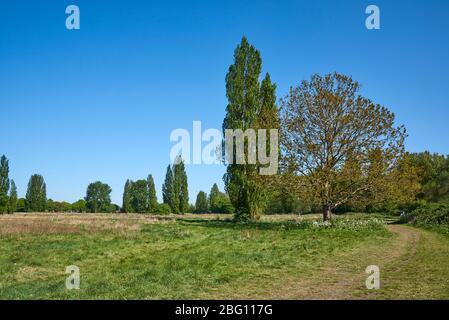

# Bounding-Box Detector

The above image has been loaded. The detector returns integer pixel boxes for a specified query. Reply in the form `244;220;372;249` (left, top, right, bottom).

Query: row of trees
194;183;234;214
1;154;235;215
162;156;189;214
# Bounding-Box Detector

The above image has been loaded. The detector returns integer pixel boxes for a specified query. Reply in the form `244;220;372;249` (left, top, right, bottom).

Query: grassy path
267;225;449;299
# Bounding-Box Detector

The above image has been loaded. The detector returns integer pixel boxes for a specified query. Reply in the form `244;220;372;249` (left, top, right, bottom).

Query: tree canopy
85;181;112;213
280;73;406;221
25;174;47;212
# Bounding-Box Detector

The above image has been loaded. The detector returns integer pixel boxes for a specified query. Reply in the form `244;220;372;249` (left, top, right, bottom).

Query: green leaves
0;155;10;214
85;181;112;213
163;157;189;214
195;191;208;213
222;37;278;221
25;174;47;212
280;72;406;220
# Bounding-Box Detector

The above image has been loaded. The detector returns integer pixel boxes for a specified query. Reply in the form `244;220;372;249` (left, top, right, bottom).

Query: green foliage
402;202;449;227
8;180;17;214
409;152;449;203
147;174;158;213
265;191;306;214
154;203;172;215
162;164;178;213
16;198;26;212
173;156;189;214
163;158;189;214
122;179;133;213
0;155;10;214
85;181;112;213
71;199;87;213
209;183;220;211
208;183;234;214
222;37;278;221
25;174;47;212
130;179;149;213
195;191;209;213
280;73;406;221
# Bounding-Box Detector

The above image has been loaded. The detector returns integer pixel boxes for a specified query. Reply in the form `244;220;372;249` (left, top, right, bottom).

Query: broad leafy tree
71;199;87;213
25;174;47;212
131;179;149;213
85;181;112;213
280;73;406;221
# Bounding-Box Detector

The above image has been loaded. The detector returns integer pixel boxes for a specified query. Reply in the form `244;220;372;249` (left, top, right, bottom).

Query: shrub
404;202;449;226
154;203;172;215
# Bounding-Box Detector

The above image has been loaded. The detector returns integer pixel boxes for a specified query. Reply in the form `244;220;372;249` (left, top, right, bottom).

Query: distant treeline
0;154;233;215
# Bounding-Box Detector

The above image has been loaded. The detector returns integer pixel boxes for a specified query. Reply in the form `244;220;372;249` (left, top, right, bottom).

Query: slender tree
195;191;209;213
162;164;178;213
0;155;10;214
222;37;278;221
173;157;189;214
147;174;158;213
9;180;17;214
209;183;220;212
85;181;112;213
25;174;47;212
122;179;133;213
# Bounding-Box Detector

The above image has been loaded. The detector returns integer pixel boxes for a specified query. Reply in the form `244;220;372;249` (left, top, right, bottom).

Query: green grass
0;214;390;299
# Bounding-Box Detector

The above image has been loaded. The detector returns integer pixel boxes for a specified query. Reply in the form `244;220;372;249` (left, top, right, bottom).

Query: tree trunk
323;204;331;221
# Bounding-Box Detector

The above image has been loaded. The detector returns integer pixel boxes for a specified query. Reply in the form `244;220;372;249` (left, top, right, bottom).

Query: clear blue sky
1;0;449;204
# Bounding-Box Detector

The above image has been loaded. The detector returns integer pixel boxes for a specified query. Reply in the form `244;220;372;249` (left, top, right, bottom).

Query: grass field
0;213;448;299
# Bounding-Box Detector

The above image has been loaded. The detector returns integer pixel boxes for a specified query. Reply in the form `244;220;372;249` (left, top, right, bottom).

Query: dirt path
267;225;449;299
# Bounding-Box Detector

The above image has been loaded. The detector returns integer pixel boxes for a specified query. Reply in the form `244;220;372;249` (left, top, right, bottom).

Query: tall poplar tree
25;174;47;212
0;155;10;214
209;183;220;211
162;164;178;213
9;180;17;214
122;179;133;213
147;174;158;213
222;37;278;221
195;191;209;213
173;157;189;214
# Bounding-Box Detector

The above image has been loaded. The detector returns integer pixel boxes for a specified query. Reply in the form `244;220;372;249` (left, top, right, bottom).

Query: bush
154;203;172;215
403;202;449;226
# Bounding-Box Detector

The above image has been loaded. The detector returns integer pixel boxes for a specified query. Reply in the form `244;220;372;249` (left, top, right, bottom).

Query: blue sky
1;0;449;204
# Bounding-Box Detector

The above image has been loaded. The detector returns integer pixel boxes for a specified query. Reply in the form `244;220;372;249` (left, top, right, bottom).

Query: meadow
1;212;448;299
